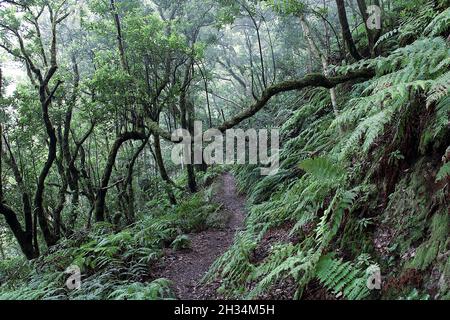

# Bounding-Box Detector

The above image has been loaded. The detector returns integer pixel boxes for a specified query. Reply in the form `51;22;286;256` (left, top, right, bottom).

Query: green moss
381;164;430;255
439;256;450;298
407;213;449;270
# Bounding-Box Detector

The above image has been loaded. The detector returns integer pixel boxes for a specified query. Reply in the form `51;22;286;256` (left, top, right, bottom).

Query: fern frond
299;157;345;182
424;7;450;36
427;71;450;106
316;254;371;300
436;162;450;181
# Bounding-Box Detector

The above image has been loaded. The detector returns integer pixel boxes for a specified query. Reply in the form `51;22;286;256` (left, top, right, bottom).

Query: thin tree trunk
1;137;36;257
54;127;68;238
336;0;363;60
180;62;197;193
35;78;61;247
0;71;8;260
0;229;5;260
356;0;382;57
0;67;3;203
153;134;177;205
123;137;149;224
111;0;129;73
63;55;83;229
0;2;70;254
94;132;146;222
198;63;212;128
299;14;339;116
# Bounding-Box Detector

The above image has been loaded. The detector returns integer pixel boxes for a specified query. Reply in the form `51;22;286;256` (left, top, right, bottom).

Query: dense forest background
0;0;449;300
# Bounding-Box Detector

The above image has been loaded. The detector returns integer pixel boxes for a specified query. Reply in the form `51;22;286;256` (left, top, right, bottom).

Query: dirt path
156;173;246;300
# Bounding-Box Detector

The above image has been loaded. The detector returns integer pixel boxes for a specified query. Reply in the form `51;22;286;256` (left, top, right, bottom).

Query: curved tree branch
218;68;374;132
146;68;374;141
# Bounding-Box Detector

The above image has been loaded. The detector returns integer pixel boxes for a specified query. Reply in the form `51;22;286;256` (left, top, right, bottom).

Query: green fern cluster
205;150;369;298
205;12;450;299
408;212;449;271
205;232;257;297
107;279;174;300
335;37;450;159
0;189;220;300
205;73;376;298
424;7;450;36
248;248;320;299
316;254;371;300
376;0;449;48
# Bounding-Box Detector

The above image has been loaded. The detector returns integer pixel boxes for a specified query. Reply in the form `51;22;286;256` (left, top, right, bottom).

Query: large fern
335;37;450;159
316;254;371;300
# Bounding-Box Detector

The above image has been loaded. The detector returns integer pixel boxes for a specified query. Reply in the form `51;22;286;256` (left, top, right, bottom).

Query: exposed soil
155;173;246;300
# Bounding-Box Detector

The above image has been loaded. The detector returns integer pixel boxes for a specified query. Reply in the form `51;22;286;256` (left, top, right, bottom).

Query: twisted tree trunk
94;131;147;222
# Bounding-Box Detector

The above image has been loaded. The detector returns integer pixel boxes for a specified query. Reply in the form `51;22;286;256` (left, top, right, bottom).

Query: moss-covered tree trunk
95;132;147;222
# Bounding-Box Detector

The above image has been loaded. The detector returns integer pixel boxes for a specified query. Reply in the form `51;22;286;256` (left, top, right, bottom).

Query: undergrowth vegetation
0;0;449;301
0;180;222;300
204;3;450;300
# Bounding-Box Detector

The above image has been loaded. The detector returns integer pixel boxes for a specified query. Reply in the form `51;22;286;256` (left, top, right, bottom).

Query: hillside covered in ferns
0;0;449;300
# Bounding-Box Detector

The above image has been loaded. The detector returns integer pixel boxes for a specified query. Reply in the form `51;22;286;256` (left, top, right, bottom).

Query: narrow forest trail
156;173;246;300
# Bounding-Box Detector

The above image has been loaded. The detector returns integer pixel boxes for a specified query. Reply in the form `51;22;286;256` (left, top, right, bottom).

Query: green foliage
0;188;219;300
423;7;450;36
399;288;430;300
436;162;450;181
408;213;449;271
335;37;450;159
440;257;450;298
1;0;449;302
299;157;345;182
204;4;450;300
380;161;432;253
248;248;320;299
171;235;191;251
205;154;362;298
315;188;358;246
0;258;31;289
108;279;174;300
376;0;448;47
266;0;306;15
205;232;257;296
316;254;371;300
